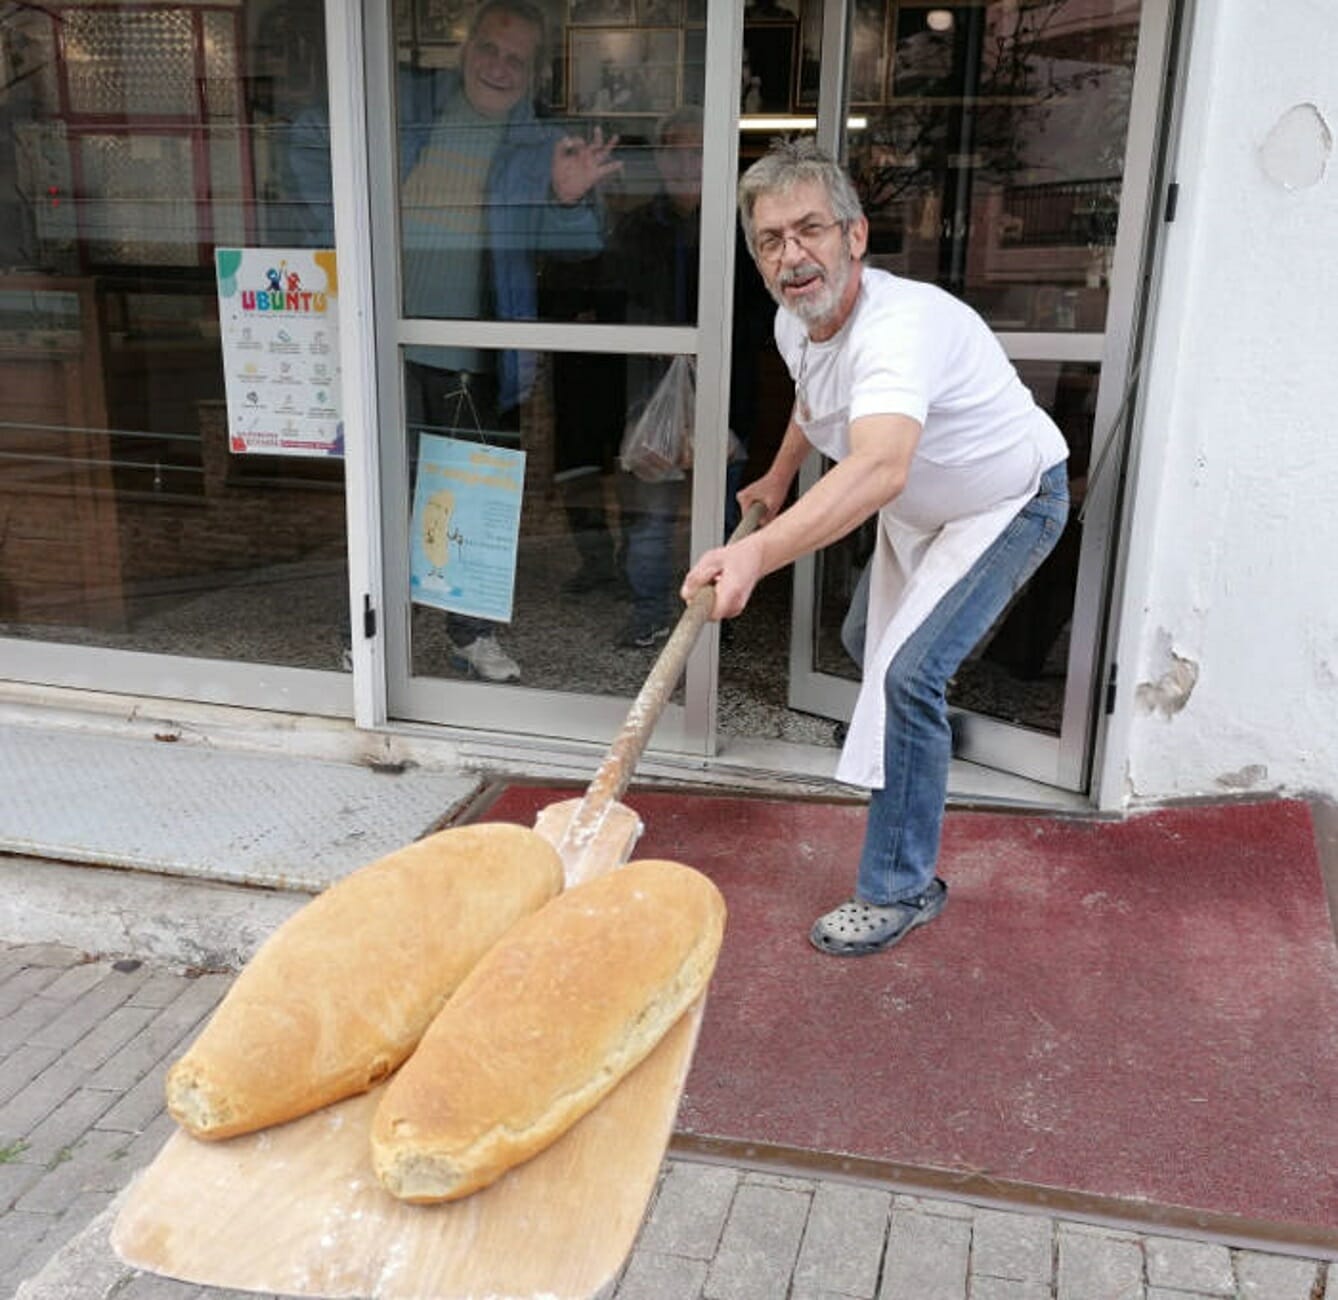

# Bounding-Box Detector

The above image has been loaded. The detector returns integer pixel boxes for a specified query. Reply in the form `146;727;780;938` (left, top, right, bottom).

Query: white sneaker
452;633;521;683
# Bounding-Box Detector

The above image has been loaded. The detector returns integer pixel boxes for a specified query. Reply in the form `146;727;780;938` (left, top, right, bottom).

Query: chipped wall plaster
1135;633;1199;720
1258;103;1331;191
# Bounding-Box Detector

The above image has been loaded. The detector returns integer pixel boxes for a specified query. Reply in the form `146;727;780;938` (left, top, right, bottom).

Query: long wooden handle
555;500;766;862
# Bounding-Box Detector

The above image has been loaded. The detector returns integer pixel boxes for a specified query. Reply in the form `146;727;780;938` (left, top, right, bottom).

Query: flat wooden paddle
111;501;764;1300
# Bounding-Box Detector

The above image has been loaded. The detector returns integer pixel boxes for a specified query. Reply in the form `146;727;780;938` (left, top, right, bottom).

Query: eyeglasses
754;219;846;265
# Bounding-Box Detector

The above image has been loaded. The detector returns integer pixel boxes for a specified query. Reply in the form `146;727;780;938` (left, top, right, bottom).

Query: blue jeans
619;473;684;627
856;462;1070;904
620;458;749;627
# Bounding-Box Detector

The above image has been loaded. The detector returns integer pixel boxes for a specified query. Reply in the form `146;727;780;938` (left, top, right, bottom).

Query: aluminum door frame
785;0;1176;793
357;0;744;753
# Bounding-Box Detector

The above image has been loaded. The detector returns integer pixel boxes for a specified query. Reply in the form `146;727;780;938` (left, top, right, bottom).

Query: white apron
778;270;1067;790
834;465;1047;791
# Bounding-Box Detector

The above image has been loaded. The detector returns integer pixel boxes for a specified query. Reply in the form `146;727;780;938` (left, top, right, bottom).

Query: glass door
363;0;742;748
786;0;1172;791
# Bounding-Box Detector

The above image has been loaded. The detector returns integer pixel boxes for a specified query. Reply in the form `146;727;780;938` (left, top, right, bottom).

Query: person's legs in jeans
812;464;1069;953
859;464;1069;902
618;474;682;646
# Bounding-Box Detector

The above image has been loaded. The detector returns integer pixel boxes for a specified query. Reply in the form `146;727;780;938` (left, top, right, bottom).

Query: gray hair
737;138;864;259
654;105;703;148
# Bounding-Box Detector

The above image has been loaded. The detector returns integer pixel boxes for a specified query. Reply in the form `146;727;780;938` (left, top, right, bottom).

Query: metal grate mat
0;725;483;893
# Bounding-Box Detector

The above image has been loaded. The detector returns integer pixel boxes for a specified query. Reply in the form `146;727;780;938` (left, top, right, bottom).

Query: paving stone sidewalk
2;942;1332;1300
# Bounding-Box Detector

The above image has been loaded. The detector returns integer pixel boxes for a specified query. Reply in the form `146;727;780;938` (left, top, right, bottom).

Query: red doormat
472;787;1338;1238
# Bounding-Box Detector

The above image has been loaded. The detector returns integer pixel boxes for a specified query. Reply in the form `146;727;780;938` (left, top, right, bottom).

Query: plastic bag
618;356;694;483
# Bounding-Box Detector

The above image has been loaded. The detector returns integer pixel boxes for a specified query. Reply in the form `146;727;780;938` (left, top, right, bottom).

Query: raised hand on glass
551;126;622;205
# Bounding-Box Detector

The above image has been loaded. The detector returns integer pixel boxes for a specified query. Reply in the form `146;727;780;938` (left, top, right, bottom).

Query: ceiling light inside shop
740;115;868;132
926;9;955;31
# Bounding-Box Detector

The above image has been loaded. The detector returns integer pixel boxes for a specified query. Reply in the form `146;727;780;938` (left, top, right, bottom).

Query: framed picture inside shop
393;0;464;68
849;0;889;104
797;0;886;106
568;27;679;114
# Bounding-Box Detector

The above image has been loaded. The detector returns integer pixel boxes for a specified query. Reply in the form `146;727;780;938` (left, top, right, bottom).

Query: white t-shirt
776;268;1068;532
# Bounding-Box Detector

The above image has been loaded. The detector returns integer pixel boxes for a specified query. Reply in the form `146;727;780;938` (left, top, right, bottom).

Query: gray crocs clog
809;879;948;956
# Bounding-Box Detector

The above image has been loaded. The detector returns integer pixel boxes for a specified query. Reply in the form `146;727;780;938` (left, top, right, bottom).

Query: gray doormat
0;725;482;893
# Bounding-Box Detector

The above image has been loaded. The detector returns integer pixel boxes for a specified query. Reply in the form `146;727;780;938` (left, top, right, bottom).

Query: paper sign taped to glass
216;248;343;458
410;434;526;623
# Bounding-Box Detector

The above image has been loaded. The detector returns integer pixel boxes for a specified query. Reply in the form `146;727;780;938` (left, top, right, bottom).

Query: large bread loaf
371;858;726;1203
166;823;563;1140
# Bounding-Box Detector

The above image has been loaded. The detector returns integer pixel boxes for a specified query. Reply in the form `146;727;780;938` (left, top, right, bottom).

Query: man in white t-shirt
682;139;1069;956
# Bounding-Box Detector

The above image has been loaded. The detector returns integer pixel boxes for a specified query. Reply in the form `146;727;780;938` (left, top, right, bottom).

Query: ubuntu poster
216;248;344;457
410;434;526;623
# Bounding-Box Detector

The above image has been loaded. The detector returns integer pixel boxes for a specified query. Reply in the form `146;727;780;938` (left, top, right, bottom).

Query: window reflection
393;0;708;343
390;0;725;696
395;90;768;694
731;3;1141;746
396;0;612;417
847;0;1139;333
0;0;346;667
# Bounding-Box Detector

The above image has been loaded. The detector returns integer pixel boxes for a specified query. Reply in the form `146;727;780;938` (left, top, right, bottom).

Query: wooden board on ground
111;1003;701;1299
111;798;701;1299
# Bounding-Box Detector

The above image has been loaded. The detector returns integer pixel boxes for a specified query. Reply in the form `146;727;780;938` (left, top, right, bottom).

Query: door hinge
1164;182;1179;223
1104;662;1118;715
363;594;377;639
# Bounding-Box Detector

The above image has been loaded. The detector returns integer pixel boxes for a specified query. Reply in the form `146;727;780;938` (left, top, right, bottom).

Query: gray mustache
778;263;825;288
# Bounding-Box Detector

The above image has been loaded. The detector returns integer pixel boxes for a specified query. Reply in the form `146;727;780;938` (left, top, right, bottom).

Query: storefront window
0;0;345;668
847;0;1139;333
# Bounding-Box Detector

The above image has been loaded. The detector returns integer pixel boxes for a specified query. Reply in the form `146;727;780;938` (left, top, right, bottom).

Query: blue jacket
398;66;605;408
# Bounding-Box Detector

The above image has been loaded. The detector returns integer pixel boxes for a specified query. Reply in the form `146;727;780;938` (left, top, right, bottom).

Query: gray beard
770;250;853;330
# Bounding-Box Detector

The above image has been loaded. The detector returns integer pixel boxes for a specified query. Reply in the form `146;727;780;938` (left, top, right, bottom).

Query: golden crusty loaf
165;823;563;1140
371;858;726;1202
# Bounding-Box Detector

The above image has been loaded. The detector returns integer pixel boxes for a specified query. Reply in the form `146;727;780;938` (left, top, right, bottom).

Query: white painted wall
1102;0;1338;806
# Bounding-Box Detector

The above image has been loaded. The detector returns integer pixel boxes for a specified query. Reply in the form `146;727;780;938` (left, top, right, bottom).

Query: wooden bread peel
111;503;764;1300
